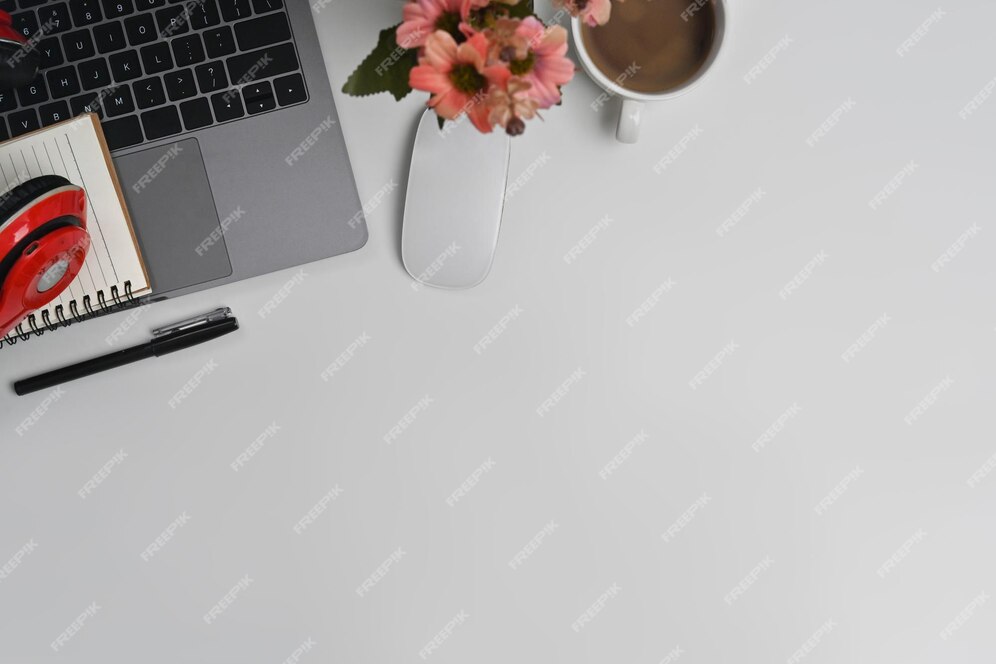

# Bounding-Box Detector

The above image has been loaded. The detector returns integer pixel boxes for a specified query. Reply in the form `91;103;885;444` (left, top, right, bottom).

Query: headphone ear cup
0;175;75;226
0;40;39;90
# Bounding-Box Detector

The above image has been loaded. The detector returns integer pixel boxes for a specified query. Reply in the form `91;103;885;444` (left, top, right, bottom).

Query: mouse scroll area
402;109;510;290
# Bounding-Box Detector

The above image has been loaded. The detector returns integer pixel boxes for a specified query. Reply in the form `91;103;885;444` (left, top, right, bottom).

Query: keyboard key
102;0;134;18
218;0;251;21
172;34;205;66
79;58;112;90
62;30;96;61
17;78;48;105
134;0;166;9
46;65;81;97
274;73;306;106
101;115;143;150
227;43;298;84
0;89;16;112
11;11;39;39
202;26;235;59
235;13;289;51
124;13;156;45
38;38;65;68
179;96;212;130
141;105;181;139
189;0;220;29
251;0;282;13
94;21;127;53
210;90;243;122
19;0;48;6
109;49;142;81
8;109;40;137
133;76;166;108
105;85;135;116
70;93;106;118
157;5;193;36
164;68;196;100
70;0;103;25
242;80;274;114
36;4;72;34
0;0;13;12
0;119;8;142
194;61;227;92
140;42;173;74
39;101;71;126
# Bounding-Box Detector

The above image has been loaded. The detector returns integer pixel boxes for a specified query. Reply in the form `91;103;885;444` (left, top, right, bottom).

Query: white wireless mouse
402;108;511;289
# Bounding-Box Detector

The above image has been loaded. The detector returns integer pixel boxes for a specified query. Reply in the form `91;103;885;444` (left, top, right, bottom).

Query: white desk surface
3;1;995;661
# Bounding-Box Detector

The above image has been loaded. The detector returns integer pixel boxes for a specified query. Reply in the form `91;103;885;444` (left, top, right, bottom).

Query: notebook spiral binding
0;281;136;349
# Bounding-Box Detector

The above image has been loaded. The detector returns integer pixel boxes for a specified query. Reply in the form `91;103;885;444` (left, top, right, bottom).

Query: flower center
435;11;464;41
508;51;535;76
450;64;487;94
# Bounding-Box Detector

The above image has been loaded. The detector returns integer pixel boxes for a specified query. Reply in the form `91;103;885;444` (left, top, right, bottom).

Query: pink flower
553;0;617;27
488;77;540;135
397;0;470;49
507;17;574;109
409;31;511;133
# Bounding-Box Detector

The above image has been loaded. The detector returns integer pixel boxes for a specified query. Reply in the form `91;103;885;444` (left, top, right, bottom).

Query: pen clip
152;307;232;337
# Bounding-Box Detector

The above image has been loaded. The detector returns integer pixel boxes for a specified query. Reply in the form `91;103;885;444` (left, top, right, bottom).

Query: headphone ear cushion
0;175;76;226
0;40;39;90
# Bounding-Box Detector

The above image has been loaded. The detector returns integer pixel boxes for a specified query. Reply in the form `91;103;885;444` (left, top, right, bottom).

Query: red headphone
0;10;40;90
0;176;91;338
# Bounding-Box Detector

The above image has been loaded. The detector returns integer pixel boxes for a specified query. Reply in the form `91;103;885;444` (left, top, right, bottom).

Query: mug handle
617;98;643;144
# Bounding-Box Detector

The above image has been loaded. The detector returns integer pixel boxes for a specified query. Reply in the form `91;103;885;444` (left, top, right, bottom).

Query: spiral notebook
0;114;151;348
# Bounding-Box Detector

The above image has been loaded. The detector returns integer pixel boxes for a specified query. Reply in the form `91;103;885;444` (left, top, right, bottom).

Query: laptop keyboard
0;0;310;151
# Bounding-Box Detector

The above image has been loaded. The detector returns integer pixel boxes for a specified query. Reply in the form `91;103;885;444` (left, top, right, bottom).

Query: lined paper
0;114;150;327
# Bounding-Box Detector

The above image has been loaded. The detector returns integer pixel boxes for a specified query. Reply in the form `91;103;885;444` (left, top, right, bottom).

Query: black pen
13;307;239;396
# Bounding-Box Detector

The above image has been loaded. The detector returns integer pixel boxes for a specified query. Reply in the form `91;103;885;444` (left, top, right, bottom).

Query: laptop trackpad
116;138;232;293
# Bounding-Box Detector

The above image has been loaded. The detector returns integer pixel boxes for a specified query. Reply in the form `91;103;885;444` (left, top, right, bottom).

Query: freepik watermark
446;457;497;506
281;637;318;664
877;529;926;578
132;144;183;193
626;279;677;327
204;575;253;624
105;304;152;346
564;215;614;264
356;547;406;597
786;619;836;664
418;610;468;660
223;53;273;105
591;62;641;111
346;178;398;229
320;333;372;381
14;387;66;436
505;151;551;200
258;269;307;318
904;376;954;425
841;313;891;363
599;430;649;479
661;493;711;542
869;161;919;210
376;28;426;75
140;512;191;562
473;306;523;354
681;0;710;21
716;189;766;237
660;646;685;664
931;223;981;272
230;422;281;472
167;359;218;409
743;35;794;84
411;243;461;290
805;99;857;147
814;467;864;515
0;539;39;583
752;403;802;452
724;555;774;606
571;583;620;633
195;206;247;256
383;395;434;443
50;602;100;652
779;251;828;300
293;485;344;534
78;449;128;499
689;341;739;390
967;451;996;488
285;115;336;166
536;367;586;417
508;520;559;570
896;8;946;58
939;592;989;640
959;76;996;119
652;125;704;174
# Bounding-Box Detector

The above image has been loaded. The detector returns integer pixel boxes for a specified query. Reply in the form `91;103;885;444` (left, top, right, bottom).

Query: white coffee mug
571;0;729;143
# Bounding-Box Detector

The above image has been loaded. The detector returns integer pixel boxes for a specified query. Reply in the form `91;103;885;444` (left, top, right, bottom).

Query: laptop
1;0;367;303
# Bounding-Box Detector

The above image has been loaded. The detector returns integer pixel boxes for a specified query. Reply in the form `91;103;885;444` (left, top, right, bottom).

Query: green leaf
507;0;535;19
342;24;418;101
437;115;446;131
